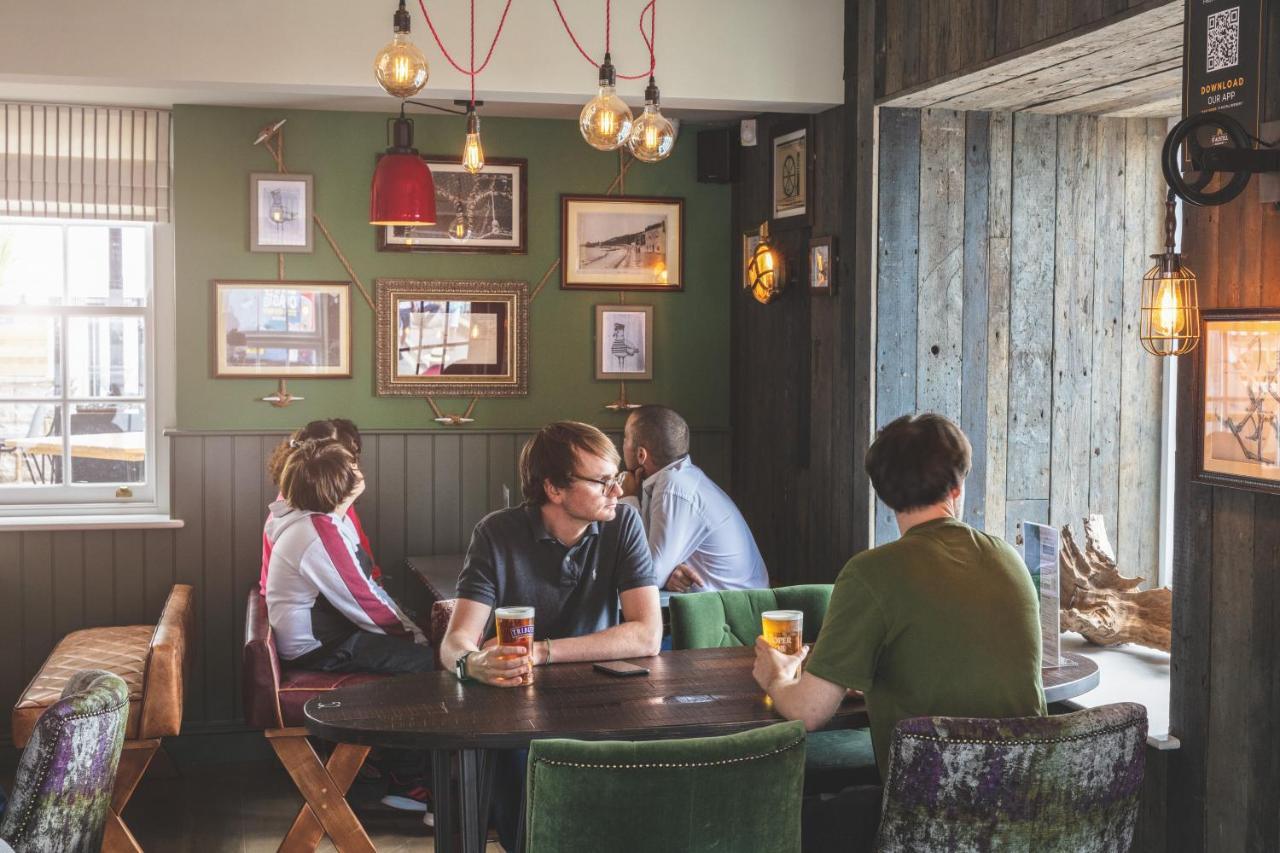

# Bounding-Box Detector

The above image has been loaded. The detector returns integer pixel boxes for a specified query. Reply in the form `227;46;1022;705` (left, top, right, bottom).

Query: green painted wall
172;105;731;430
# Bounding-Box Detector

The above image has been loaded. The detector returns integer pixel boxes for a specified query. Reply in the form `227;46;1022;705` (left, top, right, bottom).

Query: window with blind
0;104;172;516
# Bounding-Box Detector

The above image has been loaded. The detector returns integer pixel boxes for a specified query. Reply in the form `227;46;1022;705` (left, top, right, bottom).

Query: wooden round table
305;646;1099;853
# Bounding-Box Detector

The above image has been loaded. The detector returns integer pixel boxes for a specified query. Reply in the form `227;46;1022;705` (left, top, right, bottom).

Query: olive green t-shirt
806;517;1046;777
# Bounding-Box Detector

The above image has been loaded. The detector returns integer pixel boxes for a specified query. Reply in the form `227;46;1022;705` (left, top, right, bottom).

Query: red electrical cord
552;0;657;79
417;0;514;80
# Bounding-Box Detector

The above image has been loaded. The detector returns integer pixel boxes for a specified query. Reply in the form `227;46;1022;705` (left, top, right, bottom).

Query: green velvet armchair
525;720;806;853
668;585;880;792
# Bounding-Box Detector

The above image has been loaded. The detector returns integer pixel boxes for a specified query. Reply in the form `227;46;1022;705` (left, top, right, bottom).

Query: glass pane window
69;403;145;484
66;226;148;306
0;315;60;397
0;403;63;486
67;316;146;397
0;224;64;305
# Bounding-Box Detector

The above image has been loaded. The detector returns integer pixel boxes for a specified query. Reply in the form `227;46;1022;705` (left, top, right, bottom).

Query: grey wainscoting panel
0;428;728;742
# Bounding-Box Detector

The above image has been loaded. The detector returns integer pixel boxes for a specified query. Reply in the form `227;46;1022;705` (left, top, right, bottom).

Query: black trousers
293;630;436;675
802;784;884;853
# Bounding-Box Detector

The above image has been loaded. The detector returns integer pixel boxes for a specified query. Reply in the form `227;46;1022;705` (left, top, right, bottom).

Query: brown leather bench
243;590;456;852
12;584;194;853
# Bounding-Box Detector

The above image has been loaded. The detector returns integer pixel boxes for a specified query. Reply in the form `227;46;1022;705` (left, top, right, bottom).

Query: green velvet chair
668;585;880;793
525;720;806;853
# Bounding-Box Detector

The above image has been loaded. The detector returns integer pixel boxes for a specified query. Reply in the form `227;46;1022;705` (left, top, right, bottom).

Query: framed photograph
1197;309;1280;494
809;235;836;294
375;278;528;397
561;195;683;291
772;123;811;226
377;156;527;254
595;305;653;380
249;173;313;252
213;280;350;377
742;231;761;290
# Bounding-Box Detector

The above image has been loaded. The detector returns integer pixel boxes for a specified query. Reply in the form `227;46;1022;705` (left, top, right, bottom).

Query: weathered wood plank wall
1169;62;1280;848
875;0;1177;101
0;429;729;742
873;108;1165;582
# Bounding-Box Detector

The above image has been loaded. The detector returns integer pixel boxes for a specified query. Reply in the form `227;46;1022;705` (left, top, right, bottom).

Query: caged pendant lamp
370;107;437;226
1139;190;1200;357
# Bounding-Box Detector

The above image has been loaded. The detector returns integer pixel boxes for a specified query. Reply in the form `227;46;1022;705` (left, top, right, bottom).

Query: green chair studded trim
525;720;806;853
669;585;880;792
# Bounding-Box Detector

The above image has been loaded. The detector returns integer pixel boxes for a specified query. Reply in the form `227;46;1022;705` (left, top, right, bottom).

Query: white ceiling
0;0;846;121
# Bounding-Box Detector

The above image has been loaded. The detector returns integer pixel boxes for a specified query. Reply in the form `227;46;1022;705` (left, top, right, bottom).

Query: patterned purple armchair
876;702;1147;853
0;670;128;853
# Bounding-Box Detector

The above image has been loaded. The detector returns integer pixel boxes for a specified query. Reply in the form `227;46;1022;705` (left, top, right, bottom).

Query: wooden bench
11;584;194;853
243;590;457;852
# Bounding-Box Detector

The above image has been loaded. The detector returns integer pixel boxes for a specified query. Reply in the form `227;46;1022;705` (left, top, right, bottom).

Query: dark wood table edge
1043;651;1101;704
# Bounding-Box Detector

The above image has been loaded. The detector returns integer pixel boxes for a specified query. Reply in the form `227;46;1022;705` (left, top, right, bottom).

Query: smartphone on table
593;660;650;677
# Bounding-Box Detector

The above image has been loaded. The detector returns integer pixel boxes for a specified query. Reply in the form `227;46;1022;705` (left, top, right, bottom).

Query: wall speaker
697;128;738;183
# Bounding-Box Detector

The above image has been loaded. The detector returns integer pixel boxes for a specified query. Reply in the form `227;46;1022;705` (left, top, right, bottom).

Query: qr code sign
1206;6;1240;73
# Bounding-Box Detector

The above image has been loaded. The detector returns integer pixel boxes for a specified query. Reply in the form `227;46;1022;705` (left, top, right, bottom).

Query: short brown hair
626;405;689;469
278;438;359;513
519;421;620;505
864;413;971;512
267;419;362;486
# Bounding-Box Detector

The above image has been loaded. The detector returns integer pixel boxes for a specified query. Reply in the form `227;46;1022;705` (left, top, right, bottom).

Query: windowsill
0;514;184;531
1059;632;1178;750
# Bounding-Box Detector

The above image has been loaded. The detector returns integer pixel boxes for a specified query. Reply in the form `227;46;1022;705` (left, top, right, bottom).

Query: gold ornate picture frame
375;278;529;397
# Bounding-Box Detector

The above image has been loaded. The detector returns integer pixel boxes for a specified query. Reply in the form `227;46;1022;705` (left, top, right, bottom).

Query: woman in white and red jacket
265;437;428;672
260;419;382;595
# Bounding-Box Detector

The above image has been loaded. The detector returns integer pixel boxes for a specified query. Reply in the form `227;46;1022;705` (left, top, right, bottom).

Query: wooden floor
5;757;504;852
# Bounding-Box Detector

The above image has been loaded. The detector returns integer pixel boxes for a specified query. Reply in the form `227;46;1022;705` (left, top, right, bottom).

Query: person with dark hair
264;437;434;814
620;405;768;591
440;420;662;850
752;413;1045;852
260;419;381;594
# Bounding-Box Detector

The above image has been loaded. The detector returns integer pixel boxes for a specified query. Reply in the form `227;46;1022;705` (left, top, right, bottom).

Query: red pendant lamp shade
370;114;437;226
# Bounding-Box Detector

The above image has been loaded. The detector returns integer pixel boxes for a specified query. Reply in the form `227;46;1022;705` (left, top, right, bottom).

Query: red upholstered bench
242;590;456;852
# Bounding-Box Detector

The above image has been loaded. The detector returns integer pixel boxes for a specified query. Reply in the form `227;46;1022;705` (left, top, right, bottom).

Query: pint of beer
495;606;536;685
762;610;804;656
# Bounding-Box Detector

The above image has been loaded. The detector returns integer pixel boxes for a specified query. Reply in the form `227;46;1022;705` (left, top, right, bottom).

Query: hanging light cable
577;1;633;151
628;4;674;162
1140;190;1200;356
460;0;485;173
374;0;430;99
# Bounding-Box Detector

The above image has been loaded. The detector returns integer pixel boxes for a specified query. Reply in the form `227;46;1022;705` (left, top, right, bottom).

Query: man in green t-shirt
753;413;1045;850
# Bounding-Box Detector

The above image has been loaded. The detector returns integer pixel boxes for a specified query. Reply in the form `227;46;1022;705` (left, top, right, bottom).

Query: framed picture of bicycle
771;121;812;229
377;156;527;254
1196;309;1280;494
249;173;313;252
595;304;653;381
561;195;683;291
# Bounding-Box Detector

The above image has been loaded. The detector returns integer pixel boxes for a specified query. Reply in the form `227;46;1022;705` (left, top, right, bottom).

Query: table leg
432;749;457;853
459;748;494;853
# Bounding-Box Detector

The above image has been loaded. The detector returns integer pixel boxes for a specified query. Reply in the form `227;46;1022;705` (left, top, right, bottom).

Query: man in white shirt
621;406;769;592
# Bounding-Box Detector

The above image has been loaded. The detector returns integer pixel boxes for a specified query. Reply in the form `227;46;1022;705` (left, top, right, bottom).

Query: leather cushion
277;670;385;728
12;626;150;748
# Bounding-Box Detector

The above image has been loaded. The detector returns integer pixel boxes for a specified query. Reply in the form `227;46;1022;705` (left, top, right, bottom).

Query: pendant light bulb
374;1;430;99
579;54;633;151
462;107;485;174
1139;191;1199;357
628;77;676;162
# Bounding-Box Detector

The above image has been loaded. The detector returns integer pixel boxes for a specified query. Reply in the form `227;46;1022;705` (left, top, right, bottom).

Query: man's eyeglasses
568;471;627;494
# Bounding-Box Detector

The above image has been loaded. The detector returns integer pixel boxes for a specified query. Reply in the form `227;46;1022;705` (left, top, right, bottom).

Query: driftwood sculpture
1058;515;1172;652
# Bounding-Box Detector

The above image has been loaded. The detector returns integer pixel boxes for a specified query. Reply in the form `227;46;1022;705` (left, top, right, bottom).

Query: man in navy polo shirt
440;420;662;849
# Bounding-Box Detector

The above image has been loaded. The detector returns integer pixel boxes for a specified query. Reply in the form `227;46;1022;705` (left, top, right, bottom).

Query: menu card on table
1021;521;1063;668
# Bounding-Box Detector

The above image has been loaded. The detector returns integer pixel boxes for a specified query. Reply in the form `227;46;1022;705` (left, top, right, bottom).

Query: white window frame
0;216;174;520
